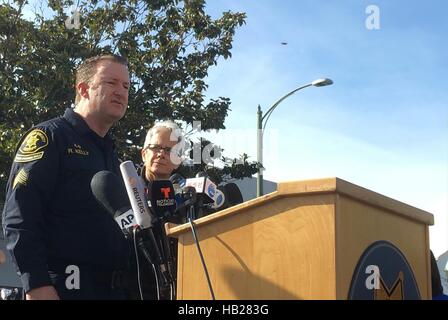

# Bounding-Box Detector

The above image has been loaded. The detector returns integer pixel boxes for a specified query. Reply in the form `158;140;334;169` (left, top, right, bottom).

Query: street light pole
256;105;263;197
256;78;333;197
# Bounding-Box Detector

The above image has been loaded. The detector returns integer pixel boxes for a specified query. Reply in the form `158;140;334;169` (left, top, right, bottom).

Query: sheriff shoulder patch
14;129;49;163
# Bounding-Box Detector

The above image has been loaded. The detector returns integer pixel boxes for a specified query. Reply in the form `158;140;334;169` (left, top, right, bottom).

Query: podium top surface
166;177;434;237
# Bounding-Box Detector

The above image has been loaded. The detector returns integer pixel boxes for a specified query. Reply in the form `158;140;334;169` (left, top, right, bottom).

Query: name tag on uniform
67;144;89;156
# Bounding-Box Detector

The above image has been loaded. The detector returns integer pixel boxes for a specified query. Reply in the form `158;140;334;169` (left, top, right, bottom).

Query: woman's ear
141;148;147;163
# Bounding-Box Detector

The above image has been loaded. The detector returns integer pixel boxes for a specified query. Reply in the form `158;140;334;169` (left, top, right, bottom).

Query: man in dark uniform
2;54;131;300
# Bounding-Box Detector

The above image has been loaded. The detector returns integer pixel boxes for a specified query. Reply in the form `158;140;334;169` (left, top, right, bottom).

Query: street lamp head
256;77;333;197
311;78;333;87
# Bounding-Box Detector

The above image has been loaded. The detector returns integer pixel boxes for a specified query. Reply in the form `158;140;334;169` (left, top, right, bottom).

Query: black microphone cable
159;227;177;300
133;227;161;300
151;263;161;300
151;211;177;300
188;215;215;300
155;227;175;300
132;227;145;300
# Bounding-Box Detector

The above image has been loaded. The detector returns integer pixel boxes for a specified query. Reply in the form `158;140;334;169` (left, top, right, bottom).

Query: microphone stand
181;188;216;300
135;226;172;290
152;213;178;299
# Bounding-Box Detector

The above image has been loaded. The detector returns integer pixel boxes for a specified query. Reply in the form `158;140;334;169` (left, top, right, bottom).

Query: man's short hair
74;54;128;105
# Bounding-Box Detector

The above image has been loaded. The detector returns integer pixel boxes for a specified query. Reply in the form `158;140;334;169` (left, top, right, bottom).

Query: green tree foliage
0;0;259;204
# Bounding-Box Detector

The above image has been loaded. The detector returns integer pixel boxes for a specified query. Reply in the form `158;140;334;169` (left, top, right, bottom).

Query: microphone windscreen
90;170;130;217
223;183;244;206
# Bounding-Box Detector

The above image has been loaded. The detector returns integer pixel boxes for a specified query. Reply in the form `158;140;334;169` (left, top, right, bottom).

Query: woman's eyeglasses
145;144;176;155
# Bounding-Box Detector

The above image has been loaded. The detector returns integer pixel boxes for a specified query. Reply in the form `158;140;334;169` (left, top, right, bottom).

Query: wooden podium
165;178;434;300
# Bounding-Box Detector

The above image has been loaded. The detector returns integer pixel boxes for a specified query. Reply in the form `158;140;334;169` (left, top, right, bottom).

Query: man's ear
77;82;90;100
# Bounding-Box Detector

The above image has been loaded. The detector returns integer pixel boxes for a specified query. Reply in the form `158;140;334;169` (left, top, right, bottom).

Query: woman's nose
155;151;166;158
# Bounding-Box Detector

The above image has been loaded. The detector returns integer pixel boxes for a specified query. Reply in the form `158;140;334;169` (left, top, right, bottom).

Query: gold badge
14;129;49;163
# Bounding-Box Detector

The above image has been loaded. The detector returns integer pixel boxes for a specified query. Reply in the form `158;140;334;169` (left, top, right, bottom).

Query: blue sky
201;0;448;256
17;0;447;256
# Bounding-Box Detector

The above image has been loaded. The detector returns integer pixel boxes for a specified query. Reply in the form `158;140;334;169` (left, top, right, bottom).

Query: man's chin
108;104;126;118
107;110;126;122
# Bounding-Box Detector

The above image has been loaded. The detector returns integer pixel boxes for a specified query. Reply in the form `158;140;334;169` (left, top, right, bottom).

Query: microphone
211;186;227;210
90;170;136;233
149;180;177;220
170;173;186;188
119;161;153;229
169;173;199;222
184;172;217;204
148;179;178;287
169;173;186;208
119;161;172;284
222;183;244;206
90;169;173;290
170;173;236;219
209;183;243;212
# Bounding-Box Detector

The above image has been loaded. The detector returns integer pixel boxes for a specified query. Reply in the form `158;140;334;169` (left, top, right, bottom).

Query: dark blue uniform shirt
2;108;130;293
